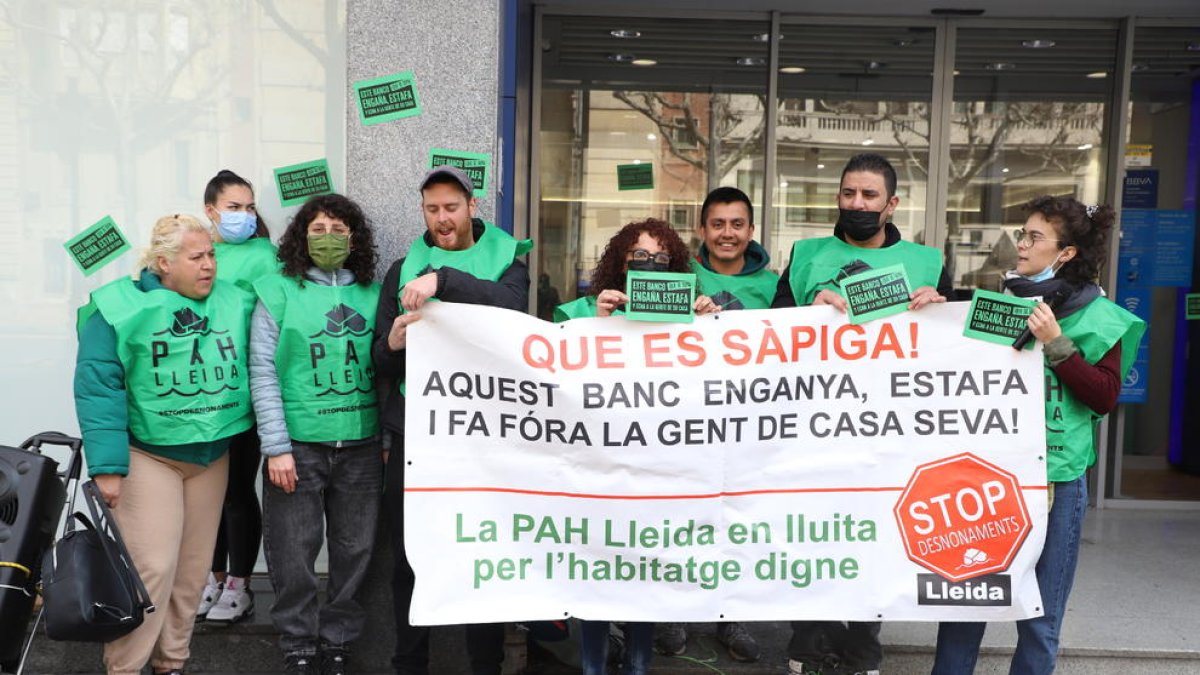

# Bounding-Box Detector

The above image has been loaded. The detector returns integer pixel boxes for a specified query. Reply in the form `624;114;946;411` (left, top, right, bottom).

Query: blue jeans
932;476;1087;675
262;441;382;654
580;621;654;675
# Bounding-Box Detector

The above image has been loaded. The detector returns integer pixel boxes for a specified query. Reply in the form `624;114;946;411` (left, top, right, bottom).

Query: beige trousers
103;448;228;675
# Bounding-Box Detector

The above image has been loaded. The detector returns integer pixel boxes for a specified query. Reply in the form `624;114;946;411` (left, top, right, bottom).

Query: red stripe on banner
404;485;1050;500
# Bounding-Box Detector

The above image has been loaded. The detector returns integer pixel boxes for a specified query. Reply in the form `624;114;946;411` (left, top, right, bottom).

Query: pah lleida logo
153;308;227;338
308;304;370;339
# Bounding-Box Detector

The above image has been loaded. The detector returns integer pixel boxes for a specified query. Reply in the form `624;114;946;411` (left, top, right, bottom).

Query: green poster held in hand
64;215;131;277
617;163;654;190
625;271;695;323
429;148;491;197
274;158;335;207
353;71;421;125
963;289;1039;347
1186;293;1200;320
840;264;912;325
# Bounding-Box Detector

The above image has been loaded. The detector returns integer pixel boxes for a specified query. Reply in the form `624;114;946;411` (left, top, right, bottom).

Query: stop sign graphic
893;453;1032;582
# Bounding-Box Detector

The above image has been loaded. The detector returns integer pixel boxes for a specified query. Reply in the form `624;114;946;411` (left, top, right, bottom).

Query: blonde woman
74;214;255;675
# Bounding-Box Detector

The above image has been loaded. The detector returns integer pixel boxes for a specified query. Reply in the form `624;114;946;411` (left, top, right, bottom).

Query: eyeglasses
628;249;671;265
1014;229;1061;247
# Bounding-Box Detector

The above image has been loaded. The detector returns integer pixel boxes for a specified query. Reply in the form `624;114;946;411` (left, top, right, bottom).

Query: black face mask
627;259;670;273
837;208;886;242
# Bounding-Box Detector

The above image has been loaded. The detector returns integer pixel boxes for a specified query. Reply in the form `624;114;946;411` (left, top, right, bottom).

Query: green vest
553;296;600;322
690;259;779;310
89;278;255;445
398;222;533;296
214;237;279;293
1045;297;1145;482
786;237;943;306
255;274;381;442
396;222;532;393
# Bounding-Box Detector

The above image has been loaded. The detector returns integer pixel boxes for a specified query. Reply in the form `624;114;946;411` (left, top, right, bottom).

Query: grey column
345;2;502;671
348;0;501;274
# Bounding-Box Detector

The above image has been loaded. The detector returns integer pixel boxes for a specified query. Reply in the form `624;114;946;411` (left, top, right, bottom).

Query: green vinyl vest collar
786;236;942;306
1044;297;1145;482
398;221;532;294
214;237;280;293
89;277;255;445
690;258;779;310
255;273;381;442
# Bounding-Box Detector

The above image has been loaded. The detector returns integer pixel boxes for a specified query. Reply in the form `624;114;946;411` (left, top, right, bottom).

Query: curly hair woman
932;196;1145;675
554;218;719;320
249;193;383;674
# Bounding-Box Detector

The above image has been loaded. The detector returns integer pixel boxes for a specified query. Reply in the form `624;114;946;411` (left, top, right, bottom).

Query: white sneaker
196;572;222;619
205;575;254;623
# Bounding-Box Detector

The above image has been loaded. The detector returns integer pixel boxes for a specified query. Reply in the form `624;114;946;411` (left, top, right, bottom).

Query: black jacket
371;220;530;434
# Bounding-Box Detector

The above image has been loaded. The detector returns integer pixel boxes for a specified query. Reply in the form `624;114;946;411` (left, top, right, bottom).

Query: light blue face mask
1022;257;1062;283
216;211;257;244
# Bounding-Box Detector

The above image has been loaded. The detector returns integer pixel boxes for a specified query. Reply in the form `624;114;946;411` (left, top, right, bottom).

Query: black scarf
1001;274;1100;320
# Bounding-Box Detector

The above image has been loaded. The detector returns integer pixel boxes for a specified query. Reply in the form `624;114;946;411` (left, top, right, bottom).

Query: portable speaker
0;445;66;667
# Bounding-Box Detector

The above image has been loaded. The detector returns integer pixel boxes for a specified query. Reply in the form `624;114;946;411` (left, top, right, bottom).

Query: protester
555;217;718;675
931;197;1145;675
655;188;774;662
554;218;719;320
372;165;532;675
197;169;277;624
249;194;381;674
772;153;950;675
75;214;254;675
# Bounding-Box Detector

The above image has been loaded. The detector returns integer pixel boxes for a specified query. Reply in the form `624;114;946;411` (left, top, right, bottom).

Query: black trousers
385;433;505;675
788;620;882;670
212;426;263;577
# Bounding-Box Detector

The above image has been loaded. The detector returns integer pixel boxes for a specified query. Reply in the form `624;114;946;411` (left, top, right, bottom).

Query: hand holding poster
404;302;1048;624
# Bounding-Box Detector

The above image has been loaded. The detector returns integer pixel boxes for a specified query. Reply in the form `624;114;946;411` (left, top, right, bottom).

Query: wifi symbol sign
1124;296;1141;313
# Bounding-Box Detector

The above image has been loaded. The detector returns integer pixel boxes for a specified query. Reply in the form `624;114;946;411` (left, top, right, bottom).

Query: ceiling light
607;53;635;62
1021;39;1056;48
632;159;642;165
866;61;886;70
861;139;875;146
736;57;766;67
1086;71;1108;79
1186;42;1200;52
1131;63;1150;72
894;39;916;47
987;62;1016;71
610;30;641;39
953;69;960;76
646;133;657;141
631;58;657;66
751;33;784;42
780;66;807;74
780;180;789;188
1001;167;1010;173
1077;143;1093;150
816;163;825;169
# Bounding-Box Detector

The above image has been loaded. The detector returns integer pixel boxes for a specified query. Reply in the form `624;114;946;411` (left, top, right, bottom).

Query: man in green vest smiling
372;165;531;675
689;186;779;312
771;154;951;675
654;187;773;664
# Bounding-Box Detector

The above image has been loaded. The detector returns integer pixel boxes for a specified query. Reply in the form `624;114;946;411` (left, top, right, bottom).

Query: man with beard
770;153;951;675
372;165;531;675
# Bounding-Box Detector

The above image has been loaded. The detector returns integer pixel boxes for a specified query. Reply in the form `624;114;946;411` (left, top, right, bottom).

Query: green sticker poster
625;271;695;323
64;215;131;276
617;163;654;190
963;289;1038;347
274;159;335;207
1187;293;1200;320
353;71;421;125
429;149;491;197
840;264;912;325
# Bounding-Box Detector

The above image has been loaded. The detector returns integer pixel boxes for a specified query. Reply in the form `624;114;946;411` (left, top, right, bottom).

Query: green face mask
308;233;350;272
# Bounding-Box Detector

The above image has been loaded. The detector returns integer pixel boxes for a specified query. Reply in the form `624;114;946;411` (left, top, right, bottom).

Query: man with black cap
372;165;531;675
771;153;951;675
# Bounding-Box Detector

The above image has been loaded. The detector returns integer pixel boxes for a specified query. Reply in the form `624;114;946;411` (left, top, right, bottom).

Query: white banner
404;302;1048;624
